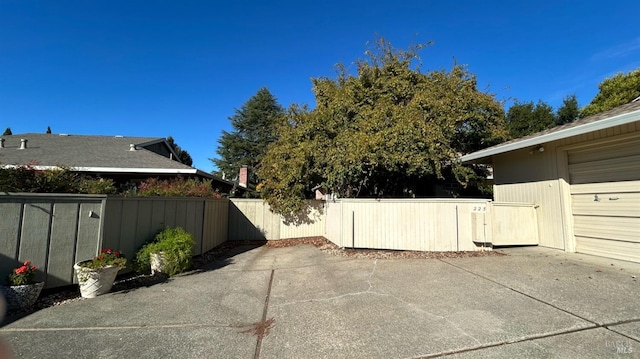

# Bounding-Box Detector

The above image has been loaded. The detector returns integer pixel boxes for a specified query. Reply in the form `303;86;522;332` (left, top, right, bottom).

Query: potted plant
135;227;194;276
74;248;126;298
1;260;44;311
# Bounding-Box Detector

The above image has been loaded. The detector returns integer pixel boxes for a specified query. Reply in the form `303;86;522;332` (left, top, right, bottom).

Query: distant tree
258;38;508;217
166;136;193;166
581;68;640;117
556;94;580;125
506;100;556;138
2;127;11;136
212;87;284;184
46;126;52;134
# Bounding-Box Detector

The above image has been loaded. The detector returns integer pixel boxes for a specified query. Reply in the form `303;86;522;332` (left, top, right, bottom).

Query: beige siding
493;121;640;252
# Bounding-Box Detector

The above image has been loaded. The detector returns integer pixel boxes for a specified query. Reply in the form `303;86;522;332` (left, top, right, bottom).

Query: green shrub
77;177;117;194
136;177;221;198
0;165;78;193
134;227;195;276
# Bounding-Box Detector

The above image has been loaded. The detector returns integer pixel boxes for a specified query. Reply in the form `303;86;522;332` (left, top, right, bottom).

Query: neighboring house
461;100;640;263
0;133;234;193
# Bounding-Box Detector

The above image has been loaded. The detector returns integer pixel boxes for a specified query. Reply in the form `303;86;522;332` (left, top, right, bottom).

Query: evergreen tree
556;95;580;125
581;68;640;117
2;127;11;136
166;136;193;166
506;100;556;138
46;126;52;134
213;87;284;184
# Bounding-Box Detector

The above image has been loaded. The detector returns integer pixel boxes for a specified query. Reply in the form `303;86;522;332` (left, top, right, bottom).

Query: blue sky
1;1;639;173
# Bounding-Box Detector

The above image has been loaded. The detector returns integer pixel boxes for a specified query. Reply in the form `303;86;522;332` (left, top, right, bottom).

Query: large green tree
556;94;580;125
258;39;508;216
506;100;556;138
581;68;640;117
166;136;193;166
213;87;284;184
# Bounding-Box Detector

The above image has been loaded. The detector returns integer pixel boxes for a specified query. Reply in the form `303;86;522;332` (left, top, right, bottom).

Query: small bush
77;177;117;194
137;177;221;198
134;227;195;276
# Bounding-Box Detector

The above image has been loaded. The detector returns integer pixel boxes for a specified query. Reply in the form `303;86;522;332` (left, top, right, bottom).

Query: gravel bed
2;237;503;320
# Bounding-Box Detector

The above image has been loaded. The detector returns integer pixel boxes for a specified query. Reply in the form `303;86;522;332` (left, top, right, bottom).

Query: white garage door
569;137;640;263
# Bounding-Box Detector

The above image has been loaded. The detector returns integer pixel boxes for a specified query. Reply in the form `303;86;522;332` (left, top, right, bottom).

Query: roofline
460;107;640;163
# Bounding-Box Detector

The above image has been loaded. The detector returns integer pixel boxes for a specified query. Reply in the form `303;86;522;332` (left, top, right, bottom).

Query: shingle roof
461;100;640;163
0;133;195;170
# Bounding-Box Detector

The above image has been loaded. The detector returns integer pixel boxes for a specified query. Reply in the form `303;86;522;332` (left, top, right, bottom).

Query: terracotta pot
0;282;45;311
74;262;120;298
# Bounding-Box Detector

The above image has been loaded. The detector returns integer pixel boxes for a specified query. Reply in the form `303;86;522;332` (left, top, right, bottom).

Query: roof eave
460;109;640;163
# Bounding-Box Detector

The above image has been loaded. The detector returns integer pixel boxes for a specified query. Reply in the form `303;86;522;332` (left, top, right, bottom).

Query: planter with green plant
74;248;127;298
135;227;195;276
1;260;44;311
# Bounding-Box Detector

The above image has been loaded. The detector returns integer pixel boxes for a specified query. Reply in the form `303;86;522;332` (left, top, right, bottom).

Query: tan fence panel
229;199;327;241
228;199;281;240
279;200;326;239
490;202;539;246
0;194;106;289
332;199;492;251
202;199;229;253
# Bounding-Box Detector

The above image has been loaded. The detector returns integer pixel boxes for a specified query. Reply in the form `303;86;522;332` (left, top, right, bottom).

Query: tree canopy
506;100;556;138
213;87;284;184
2;127;11;136
258;39;508;216
166;136;193;166
556;94;580;125
581;68;640;117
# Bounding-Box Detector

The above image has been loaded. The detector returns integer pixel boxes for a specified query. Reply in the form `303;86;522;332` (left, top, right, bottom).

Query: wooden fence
0;194;228;289
230;199;539;251
228;199;325;240
1;194;539;290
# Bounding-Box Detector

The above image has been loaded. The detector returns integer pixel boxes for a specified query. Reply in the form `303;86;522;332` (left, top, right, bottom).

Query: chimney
129;144;136;151
0;138;4;148
19;139;28;150
238;166;248;188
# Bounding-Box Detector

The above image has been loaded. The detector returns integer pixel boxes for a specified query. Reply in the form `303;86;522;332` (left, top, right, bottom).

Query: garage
568;136;640;263
460;100;640;263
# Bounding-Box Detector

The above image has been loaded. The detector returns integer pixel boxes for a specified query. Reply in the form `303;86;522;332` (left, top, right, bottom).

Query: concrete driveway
1;245;639;358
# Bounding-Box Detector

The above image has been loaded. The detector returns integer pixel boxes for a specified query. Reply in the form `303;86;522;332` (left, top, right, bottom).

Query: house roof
460;100;640;163
0;133;232;186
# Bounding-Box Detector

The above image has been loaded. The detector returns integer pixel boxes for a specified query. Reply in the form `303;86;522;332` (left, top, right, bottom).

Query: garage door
568;137;640;263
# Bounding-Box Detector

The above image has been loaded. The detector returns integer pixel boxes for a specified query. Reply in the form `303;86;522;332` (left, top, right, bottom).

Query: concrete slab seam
253;269;275;359
0;322;248;332
413;324;602;358
437;258;598;325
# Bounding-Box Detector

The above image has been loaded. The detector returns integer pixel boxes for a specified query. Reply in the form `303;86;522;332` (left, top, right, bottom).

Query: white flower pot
74;262;120;298
150;252;167;275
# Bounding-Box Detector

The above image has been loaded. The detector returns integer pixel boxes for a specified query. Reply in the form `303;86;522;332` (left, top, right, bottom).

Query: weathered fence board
1;195;228;289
